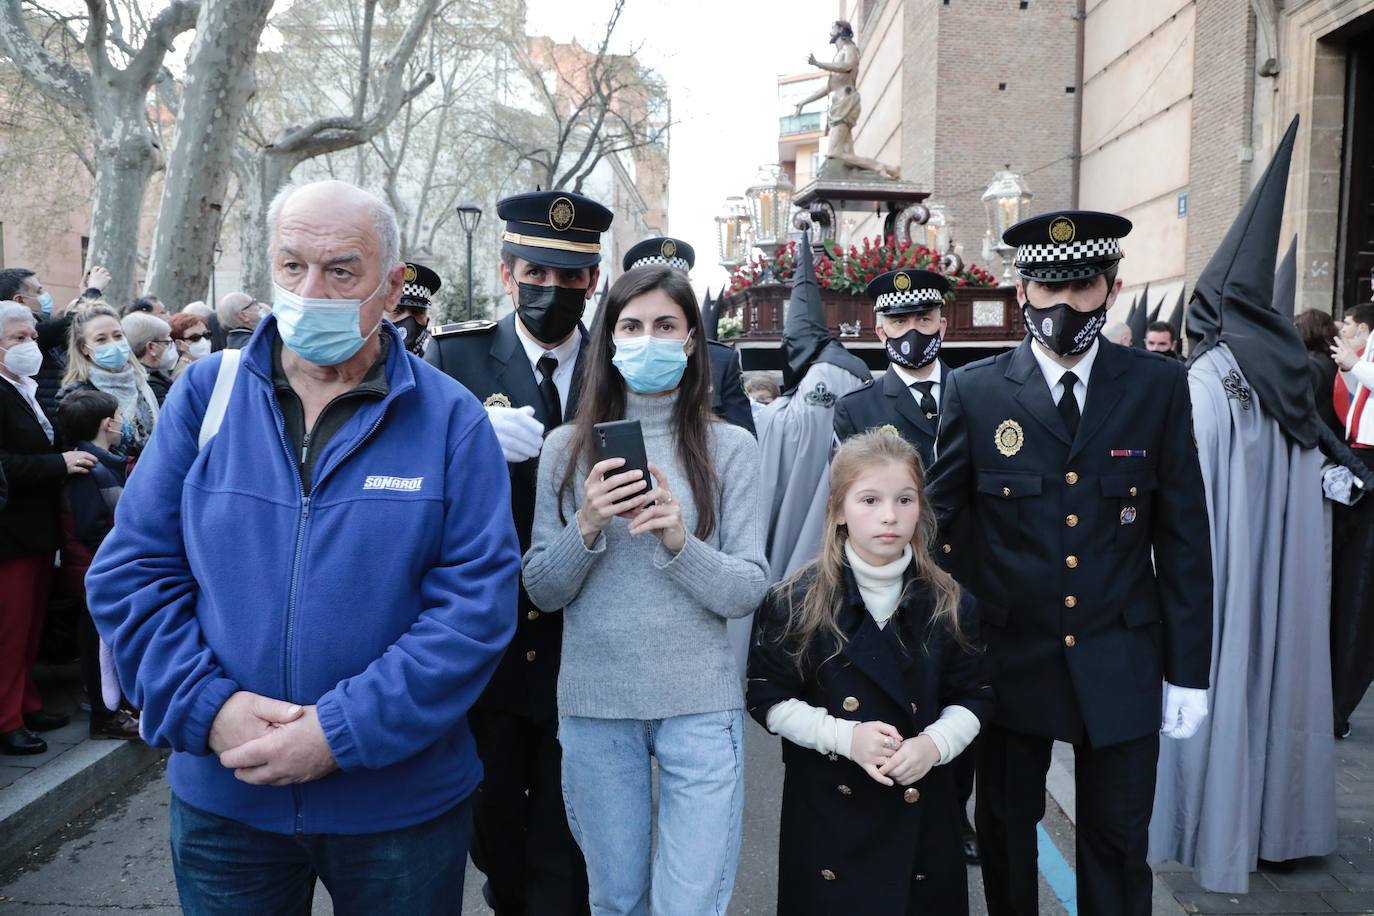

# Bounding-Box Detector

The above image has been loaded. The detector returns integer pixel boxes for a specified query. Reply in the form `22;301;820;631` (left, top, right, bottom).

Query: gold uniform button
914;873;928;881
1064;595;1077;609
1066;514;1079;528
525;650;537;662
1130;486;1138;497
837;784;852;796
828;752;839;762
527;610;540;621
1066;555;1079;569
1064;635;1077;648
903;787;921;804
910;702;919;714
821;869;837;881
1002;486;1012;497
942;543;952;554
1065;471;1079;485
842;696;860;712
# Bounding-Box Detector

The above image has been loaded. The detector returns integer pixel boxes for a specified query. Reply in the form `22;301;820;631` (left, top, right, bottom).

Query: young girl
522;264;768;915
747;430;991;915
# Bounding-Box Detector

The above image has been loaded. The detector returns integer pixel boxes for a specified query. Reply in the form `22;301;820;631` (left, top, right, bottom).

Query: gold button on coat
525;650;537;662
910;702;919;714
1066;555;1079;569
1064;596;1077;608
903;788;921;803
1065;471;1079;485
942;543;952;554
842;696;860;712
1064;635;1076;648
527;610;540;621
837;784;852;796
1002;486;1011;497
1066;514;1079;527
821;869;837;881
1130;486;1138;497
914;874;927;881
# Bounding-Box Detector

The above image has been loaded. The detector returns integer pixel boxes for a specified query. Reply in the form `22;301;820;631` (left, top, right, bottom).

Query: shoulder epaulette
431;319;497;338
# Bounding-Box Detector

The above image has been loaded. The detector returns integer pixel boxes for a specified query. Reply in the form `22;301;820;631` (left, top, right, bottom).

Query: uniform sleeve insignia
994;418;1025;457
483;392;512;408
879;424;901;437
431;319;497;338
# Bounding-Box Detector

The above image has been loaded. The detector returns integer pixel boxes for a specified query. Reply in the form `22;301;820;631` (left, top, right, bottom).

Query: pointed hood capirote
1168;285;1186;343
1130;282;1151;349
1148;288;1164;324
1187;116;1317;449
781;230;867;392
1274;236;1297;321
702;288;719;342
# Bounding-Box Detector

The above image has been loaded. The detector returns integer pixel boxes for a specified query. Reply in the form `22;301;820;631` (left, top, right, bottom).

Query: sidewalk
1047;695;1374;915
0;664;160;872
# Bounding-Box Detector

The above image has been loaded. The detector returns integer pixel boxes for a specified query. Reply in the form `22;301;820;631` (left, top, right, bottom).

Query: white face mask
1;339;43;378
159;342;178;372
187;338;211;359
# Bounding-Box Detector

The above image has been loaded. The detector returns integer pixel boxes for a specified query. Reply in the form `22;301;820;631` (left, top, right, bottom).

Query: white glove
486;404;544;463
1161;683;1209;740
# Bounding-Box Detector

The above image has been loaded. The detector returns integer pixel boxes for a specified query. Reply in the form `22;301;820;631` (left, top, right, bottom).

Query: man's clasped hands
207;691;338;786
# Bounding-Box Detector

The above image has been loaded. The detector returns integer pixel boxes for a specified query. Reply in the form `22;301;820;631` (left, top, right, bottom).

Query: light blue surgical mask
272;280;384;366
36;291;53;319
611;333;691;394
92;339;131;371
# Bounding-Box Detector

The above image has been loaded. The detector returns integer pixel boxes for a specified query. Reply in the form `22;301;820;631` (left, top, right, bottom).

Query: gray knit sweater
523;391;769;720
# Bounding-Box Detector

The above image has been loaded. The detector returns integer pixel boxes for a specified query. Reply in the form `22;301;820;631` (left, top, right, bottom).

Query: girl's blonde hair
64;301;145;387
777;430;967;667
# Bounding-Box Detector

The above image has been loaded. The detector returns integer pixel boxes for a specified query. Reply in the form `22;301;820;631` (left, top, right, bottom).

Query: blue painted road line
1037;822;1078;915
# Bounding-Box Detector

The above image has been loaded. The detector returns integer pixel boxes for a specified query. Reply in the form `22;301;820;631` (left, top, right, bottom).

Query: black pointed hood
1187;116;1316;448
1168;285;1185;345
1130;283;1150;348
701;288;719;341
1274;236;1297;320
780;232;867;392
1148;290;1163;323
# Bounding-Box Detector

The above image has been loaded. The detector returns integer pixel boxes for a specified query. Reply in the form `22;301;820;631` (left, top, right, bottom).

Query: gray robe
727;361;868;671
1148;343;1336;892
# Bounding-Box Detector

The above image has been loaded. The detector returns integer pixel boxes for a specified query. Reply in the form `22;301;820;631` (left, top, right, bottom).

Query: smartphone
593;419;651;506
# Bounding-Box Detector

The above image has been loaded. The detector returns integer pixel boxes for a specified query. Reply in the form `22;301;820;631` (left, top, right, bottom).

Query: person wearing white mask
57;304;159;457
169;312;213;371
123;311;178;405
0;301;98;756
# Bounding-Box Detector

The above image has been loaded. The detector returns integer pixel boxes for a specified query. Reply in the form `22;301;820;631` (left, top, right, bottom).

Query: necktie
537;354;562;425
1058;370;1080;438
911;380;938;420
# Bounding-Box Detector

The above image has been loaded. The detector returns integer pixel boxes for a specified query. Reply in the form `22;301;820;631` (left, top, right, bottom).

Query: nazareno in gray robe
1148;343;1336;892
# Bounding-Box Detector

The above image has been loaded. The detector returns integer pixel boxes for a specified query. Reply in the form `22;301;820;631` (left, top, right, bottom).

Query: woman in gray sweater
523;265;768;916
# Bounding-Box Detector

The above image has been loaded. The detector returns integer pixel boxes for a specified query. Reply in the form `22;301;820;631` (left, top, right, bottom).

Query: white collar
1030;337;1099;392
891;360;941;389
515;316;581;370
1;370;37;397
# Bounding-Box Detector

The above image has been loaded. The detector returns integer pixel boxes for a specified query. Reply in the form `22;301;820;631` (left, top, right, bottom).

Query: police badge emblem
483;393;513;409
893;272;911;291
1048;217;1076;244
549;197;576;232
994;419;1025;457
1120;506;1137;525
661;239;677;259
879;424;901;438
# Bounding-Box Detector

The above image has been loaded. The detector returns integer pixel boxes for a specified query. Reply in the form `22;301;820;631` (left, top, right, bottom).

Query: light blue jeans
558;710;746;916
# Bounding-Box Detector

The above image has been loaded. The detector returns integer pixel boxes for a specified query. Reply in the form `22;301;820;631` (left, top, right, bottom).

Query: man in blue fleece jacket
86;180;519;913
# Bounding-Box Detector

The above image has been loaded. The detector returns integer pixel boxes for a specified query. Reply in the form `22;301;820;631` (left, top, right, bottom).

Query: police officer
928;210;1213;916
426;190;612;916
623;236;755;435
385;261;440;357
834;268;950;467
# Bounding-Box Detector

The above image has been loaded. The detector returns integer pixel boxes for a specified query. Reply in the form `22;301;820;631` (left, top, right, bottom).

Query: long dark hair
557;265;721;540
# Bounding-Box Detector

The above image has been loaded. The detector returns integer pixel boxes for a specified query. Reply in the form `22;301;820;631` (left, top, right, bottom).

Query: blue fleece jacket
86;318;518;835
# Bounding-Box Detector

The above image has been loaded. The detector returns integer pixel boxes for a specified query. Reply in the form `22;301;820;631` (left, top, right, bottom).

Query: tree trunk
87;93;159;306
238;149;297;301
144;0;275;308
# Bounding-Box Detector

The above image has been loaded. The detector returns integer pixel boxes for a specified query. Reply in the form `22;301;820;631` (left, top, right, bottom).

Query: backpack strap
198;348;241;450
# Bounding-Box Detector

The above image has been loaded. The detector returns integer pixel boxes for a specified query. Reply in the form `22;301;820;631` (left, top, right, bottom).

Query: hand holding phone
626;463;687;553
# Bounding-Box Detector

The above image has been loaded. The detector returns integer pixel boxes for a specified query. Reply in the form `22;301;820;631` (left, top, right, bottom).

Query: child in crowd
56;388;138;740
747;430;991;915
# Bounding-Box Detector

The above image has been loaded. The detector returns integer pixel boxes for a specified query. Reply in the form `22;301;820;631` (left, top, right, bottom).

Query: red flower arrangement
728;236;997;295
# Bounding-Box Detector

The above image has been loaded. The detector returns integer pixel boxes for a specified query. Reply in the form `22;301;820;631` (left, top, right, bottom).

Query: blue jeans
169;792;472;915
558;710;746;916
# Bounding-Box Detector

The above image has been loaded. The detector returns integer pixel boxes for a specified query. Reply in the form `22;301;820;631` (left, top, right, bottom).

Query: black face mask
884;326;941;370
394;315;429;356
1023;296;1109;357
516;281;587;344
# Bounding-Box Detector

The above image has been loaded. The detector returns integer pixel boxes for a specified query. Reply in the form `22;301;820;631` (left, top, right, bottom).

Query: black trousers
468;708;590;916
975;724;1159;916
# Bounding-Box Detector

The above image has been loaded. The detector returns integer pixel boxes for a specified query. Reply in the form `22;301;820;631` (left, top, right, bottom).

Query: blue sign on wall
1177;191;1189;218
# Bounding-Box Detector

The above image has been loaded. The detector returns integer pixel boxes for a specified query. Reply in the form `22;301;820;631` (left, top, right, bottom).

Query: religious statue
795;20;901;180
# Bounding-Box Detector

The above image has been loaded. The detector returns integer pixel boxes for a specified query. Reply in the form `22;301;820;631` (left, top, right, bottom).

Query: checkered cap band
629;255;691;272
1015;237;1121;265
875;287;945;312
402;281;434;302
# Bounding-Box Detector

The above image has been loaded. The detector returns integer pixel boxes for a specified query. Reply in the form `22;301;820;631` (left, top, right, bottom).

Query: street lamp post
744;164;795;283
714;196;752;272
981;170;1033;285
456;203;483;320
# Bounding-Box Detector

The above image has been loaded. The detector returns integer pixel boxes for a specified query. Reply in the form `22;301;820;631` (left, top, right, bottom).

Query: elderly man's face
272;191;403;340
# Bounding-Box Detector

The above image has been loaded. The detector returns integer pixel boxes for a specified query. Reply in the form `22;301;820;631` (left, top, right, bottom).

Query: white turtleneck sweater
764;543;981;764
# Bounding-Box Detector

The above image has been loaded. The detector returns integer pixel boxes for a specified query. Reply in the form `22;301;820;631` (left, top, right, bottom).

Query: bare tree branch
0;0;92;113
124;0;198;88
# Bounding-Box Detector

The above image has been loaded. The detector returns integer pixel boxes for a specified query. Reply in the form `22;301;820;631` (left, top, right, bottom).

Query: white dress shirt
514;319;582;422
3;372;53;443
891;360;943;408
1029;338;1099;413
